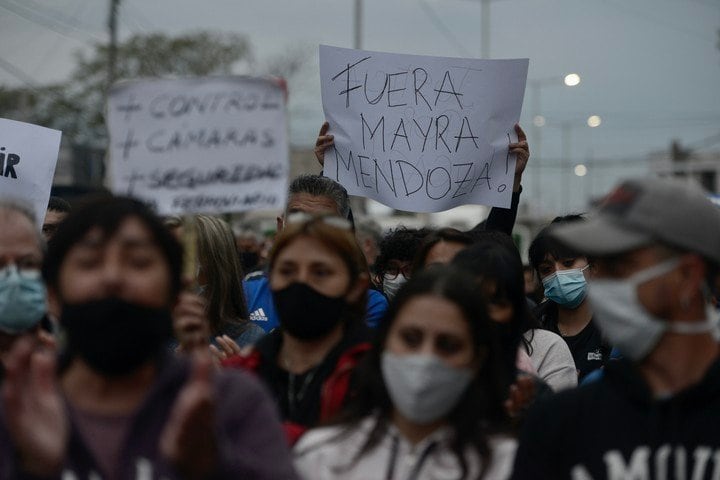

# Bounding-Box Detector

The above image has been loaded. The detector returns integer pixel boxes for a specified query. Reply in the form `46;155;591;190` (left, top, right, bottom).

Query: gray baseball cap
550;177;720;263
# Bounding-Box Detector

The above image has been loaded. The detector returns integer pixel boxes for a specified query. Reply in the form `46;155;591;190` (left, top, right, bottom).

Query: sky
1;0;719;216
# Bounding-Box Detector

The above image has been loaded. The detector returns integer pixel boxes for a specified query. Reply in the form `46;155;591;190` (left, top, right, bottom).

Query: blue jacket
244;275;388;332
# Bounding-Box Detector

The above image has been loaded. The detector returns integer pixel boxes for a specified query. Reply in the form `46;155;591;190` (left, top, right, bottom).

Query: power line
657;0;720;10
30;0;92;78
0;57;41;89
688;131;720;149
119;13;146;34
117;1;149;35
0;56;97;131
418;0;474;57
0;0;101;44
9;0;105;39
124;3;157;31
602;0;716;44
538;111;720;121
537;120;720;131
536;157;649;167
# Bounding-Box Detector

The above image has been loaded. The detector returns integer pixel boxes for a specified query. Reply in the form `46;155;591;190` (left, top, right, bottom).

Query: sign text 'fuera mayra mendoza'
320;45;528;212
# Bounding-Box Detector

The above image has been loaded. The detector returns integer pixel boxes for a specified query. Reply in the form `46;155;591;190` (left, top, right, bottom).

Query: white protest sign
107;76;289;215
0;118;61;227
320;45;528;212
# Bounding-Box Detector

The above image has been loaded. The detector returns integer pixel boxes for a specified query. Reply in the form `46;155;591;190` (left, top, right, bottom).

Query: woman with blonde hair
173;215;265;351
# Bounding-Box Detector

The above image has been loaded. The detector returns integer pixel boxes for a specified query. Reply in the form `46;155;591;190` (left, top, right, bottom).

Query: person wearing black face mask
0;196;298;480
234;226;264;275
223;214;372;445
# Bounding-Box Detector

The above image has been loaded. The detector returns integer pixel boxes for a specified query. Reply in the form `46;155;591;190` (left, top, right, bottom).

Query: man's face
278;193;341;231
236;236;259;253
0;210;43;274
286;193;340;216
42;209;68;241
592;246;680;320
52;216;173;311
0;210;44;358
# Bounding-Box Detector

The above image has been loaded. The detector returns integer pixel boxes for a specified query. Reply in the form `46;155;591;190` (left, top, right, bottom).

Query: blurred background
1;0;719;248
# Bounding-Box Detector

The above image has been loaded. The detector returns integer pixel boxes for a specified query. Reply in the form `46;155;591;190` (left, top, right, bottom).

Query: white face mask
381;352;473;425
383;273;407;300
588;257;720;361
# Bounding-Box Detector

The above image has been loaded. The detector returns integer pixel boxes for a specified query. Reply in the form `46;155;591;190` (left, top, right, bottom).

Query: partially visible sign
320;45;528;212
107;76;289;215
0;118;61;226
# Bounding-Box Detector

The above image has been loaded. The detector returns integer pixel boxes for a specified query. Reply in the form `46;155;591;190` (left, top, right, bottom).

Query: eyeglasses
0;263;42;281
284;212;352;231
383;262;412;280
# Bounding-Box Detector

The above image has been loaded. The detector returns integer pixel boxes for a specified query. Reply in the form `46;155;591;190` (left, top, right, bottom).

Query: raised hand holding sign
319;45;528;212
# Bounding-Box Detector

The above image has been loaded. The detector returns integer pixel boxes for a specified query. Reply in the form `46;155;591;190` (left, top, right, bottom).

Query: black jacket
511;357;720;480
533;300;611;381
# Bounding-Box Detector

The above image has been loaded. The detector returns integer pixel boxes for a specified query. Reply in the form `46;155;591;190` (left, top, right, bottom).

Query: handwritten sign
107;76;289;215
319;45;528;212
0;118;61;227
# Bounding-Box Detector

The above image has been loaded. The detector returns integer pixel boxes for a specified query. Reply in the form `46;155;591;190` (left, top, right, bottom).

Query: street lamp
528;74;582;204
558;115;601;209
564;73;581;87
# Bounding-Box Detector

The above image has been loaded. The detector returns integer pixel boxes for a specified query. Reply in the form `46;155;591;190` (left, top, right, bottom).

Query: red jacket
222;342;371;445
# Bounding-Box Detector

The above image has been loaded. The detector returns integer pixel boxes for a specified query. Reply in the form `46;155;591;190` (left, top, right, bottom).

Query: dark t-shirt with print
534;301;610;381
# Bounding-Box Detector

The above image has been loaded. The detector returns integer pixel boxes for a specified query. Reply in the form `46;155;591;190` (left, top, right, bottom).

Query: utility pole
481;0;490;58
354;0;362;50
352;0;368;215
561;122;572;212
107;0;120;92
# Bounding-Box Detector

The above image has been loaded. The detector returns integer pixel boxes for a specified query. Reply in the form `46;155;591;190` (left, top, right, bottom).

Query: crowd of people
0;121;719;480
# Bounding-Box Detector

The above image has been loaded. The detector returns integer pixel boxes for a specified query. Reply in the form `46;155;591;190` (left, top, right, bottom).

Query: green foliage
74;31;252;91
0;31;252;148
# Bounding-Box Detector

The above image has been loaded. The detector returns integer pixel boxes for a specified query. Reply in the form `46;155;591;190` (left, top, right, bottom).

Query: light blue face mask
0;265;47;334
542;265;589;309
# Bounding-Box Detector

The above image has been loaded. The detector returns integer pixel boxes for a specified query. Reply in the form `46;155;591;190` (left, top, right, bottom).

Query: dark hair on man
374;226;431;278
411;227;474;274
472;229;518;252
316;265;512;478
47;196;71;213
287;174;351;219
529;214;586;277
43;195;183;300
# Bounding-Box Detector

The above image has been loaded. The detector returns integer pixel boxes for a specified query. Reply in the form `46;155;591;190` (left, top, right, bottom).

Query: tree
74;31;252;90
0;31;253;149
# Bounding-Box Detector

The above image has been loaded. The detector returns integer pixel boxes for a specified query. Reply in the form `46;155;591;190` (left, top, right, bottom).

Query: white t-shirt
294;415;517;480
524;328;578;391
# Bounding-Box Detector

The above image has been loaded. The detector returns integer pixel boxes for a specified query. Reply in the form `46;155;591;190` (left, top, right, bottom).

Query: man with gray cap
511;177;720;480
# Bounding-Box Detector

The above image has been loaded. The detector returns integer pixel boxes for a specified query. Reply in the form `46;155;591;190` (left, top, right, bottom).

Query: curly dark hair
375;226;431;279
